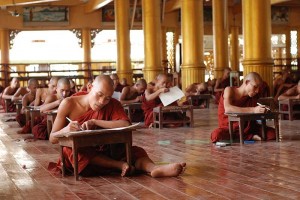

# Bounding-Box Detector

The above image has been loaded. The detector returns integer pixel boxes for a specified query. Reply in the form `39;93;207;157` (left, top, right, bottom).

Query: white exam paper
159;86;184;106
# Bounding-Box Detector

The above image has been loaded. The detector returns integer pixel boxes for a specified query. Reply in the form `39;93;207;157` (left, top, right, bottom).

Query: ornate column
213;0;229;78
0;29;10;86
230;26;240;71
181;0;205;90
142;0;163;82
285;29;291;69
161;26;168;72
115;0;133;84
82;28;91;79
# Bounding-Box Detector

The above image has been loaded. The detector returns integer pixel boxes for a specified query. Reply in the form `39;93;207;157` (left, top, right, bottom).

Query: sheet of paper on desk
55;123;140;138
159;86;185;106
112;91;121;100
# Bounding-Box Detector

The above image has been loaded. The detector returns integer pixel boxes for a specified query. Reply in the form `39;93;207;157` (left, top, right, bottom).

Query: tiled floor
1;104;300;199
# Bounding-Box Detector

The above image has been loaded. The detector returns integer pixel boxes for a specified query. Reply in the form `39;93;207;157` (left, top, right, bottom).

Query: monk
120;79;147;122
184;82;209;108
214;67;231;104
31;78;71;140
79;79;93;93
110;74;124;92
70;79;79;94
11;85;30;102
120;78;129;87
15;79;39;127
34;77;59;107
211;72;276;143
273;70;294;95
142;74;184;128
1;77;20;112
278;80;300;119
49;75;186;178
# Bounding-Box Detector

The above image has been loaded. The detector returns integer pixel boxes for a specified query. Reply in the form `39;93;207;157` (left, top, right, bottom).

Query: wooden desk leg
261;119;267;141
128;108;132;122
189;109;194;128
239;119;244;145
60;146;65;177
229;120;234;144
126;141;132;165
159;110;163;129
72;141;79;181
274;116;280;142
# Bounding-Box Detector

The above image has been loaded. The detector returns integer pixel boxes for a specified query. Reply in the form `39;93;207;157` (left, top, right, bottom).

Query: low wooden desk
123;103;142;121
188;94;211;109
26;106;41;131
279;99;300;120
45;110;58;137
226;112;279;144
4;99;12;113
56;129;133;180
153;105;194;129
14;100;23;115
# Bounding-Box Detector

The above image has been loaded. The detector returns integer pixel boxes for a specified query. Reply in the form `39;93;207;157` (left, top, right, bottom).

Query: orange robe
53;99;148;175
211;89;276;142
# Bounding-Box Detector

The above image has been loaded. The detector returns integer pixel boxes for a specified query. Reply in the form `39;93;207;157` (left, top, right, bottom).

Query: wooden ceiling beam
271;0;292;5
85;0;113;13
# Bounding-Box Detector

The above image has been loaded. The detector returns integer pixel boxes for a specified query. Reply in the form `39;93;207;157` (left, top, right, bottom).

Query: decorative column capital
91;29;101;48
9;30;20;49
71;29;82;48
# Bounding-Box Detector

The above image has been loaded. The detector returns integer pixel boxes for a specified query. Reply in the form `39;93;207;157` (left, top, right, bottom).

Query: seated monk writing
120;79;147;122
211;72;276;143
141;74;185;128
278;80;300;119
15;79;39;127
110;74;124;92
31;78;72;140
1;77;20;112
34;77;59;107
214;67;231;104
49;75;186;178
184;82;209;108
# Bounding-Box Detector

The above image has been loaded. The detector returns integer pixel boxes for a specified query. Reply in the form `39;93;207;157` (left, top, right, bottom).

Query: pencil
257;102;271;111
66;117;84;131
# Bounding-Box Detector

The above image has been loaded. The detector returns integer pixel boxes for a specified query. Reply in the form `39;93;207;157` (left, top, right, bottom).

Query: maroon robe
211;89;276;142
32;115;48;140
53;98;148;175
115;83;124;92
0;87;18;112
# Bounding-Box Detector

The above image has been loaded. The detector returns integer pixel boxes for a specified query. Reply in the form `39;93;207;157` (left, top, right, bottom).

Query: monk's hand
135;96;142;102
67;121;83;132
81;119;96;130
254;105;266;113
160;88;169;93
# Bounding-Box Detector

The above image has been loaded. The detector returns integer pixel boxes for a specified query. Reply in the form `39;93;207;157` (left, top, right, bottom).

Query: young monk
120;79;147;122
79;79;93;93
141;74;184;128
34;77;59;107
214;67;231;104
1;77;20;112
31;78;71;140
15;79;39;127
210;72;276;143
184;82;209;108
110;74;124;92
49;75;186;178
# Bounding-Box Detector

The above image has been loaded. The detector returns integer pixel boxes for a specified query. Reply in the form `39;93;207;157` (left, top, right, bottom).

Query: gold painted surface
230;26;239;71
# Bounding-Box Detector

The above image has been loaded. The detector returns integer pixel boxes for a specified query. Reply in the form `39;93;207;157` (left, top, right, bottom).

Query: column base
181;64;206;90
117;70;133;85
143;68;164;83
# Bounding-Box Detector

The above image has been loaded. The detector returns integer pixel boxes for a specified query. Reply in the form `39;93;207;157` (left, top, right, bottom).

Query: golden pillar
82;28;91;79
161;26;168;72
142;0;163;82
285;29;291;69
0;29;10;86
115;0;133;84
230;26;240;72
181;0;205;90
242;0;273;94
213;0;229;78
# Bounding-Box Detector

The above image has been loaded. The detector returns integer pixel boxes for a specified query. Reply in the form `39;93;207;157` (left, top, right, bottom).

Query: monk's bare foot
150;163;186;178
148;123;153;129
252;135;262;141
121;163;135;177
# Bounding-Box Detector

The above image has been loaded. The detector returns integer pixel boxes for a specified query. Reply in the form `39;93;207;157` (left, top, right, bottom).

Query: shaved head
136;79;147;87
93;75;114;90
156;74;168;81
49;77;59;85
244;72;262;84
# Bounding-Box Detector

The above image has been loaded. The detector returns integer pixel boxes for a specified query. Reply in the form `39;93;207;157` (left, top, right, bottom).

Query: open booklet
55;122;141;138
159;86;185;106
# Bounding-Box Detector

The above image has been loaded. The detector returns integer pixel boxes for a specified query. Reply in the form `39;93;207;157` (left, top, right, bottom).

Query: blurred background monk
49;75;186;178
31;78;71;140
1;77;20;112
110;74;124;92
15;78;39;127
34;77;59;107
211;72;276;143
141;74;184;128
214;67;231;104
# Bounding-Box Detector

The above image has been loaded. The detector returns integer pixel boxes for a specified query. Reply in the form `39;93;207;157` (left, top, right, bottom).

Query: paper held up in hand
54;123;141;138
159;86;185;106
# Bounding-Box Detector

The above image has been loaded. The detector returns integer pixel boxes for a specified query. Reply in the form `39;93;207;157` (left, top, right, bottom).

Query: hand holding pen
257;102;271;112
66;117;84;131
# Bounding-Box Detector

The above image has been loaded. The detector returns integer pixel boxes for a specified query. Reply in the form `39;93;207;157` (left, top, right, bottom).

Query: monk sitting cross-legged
119;79;147;122
210;72;276;143
141;74;185;128
15;79;39;127
49;75;186;178
31;78;72;140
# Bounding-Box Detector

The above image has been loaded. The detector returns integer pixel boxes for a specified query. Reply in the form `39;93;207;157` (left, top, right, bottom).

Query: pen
257;102;271;111
66;117;84;131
